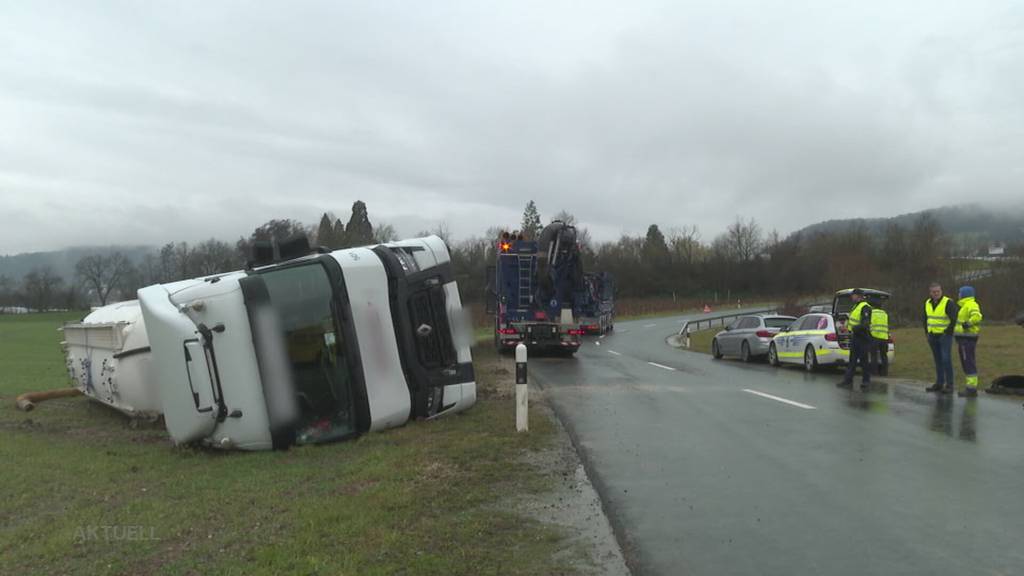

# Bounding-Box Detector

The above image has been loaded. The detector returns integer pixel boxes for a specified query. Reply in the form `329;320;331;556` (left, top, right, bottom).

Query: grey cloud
1;0;1022;254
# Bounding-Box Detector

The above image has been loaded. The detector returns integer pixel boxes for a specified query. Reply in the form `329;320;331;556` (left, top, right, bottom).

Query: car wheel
804;345;819;372
741;341;752;363
768;343;780;367
712;339;723;359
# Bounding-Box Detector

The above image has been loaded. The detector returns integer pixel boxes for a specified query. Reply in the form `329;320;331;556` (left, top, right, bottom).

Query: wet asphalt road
529;312;1024;576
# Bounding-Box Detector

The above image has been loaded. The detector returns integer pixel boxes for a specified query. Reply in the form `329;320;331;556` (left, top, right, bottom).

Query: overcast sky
1;1;1022;254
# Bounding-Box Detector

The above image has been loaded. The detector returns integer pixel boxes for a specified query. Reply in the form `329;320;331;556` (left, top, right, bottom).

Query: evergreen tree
344;200;374;247
315;213;336;248
642;224;670;265
331;219;345;249
521;200;542;239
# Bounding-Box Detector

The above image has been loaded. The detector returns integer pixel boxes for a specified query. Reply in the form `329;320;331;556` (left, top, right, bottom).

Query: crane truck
60;234;476;451
486;221;584;355
575;272;615;334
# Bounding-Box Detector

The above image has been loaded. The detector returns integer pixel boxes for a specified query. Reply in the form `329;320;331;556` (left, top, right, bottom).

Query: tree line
444;202;1024;324
0;201;397;312
3;198;1021;323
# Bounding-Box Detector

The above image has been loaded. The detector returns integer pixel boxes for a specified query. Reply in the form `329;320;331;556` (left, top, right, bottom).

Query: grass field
683;323;1024;390
0;313;582;576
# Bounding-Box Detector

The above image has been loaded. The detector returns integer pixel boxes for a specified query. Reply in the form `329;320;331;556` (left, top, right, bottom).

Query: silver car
711;314;798;363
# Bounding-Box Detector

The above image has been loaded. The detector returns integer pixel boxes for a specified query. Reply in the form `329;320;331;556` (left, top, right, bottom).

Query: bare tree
22;267;64;311
0;274;12;310
75;252;132;306
668;225;703;265
371;222;400;244
191;239;241;276
430;222;452;246
723;217;763;262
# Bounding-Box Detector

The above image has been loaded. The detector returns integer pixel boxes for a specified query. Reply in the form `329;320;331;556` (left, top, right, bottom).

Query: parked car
711;315;797;362
767;312;895;372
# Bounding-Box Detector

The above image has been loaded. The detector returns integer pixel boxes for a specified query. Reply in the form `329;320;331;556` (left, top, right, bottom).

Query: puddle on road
841;381;979;443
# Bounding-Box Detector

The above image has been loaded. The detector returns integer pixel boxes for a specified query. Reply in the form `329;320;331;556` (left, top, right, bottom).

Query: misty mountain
0;246;155;283
793;204;1024;251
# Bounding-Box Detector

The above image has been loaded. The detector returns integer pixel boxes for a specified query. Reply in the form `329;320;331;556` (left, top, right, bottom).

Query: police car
767;313;848;371
767;289;895;372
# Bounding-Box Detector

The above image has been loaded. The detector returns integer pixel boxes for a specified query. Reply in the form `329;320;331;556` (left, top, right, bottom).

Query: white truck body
61;236;476;450
62;300;161;419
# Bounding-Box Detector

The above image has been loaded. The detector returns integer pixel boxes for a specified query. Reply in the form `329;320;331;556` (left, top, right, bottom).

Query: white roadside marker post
515;343;528;432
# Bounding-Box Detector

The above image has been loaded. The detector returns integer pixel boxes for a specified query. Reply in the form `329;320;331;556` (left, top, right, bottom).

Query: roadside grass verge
0;313;579;575
679;323;1024;391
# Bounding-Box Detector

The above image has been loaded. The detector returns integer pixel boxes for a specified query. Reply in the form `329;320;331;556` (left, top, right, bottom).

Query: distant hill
793;204;1024;251
0;246;155;283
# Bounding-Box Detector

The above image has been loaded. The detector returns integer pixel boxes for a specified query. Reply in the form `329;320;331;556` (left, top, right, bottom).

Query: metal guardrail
677;302;832;348
678;308;778;348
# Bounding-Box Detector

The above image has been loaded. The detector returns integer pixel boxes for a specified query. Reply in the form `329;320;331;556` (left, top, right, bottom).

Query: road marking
742;389;816;410
608;350;622;356
595;341;601;346
643;323;658;328
647;361;676;371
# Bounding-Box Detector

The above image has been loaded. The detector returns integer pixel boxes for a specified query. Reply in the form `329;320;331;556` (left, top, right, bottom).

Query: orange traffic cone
703;304;712;313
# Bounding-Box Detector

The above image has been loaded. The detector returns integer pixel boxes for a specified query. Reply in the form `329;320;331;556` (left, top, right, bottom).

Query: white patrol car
767;313;894;372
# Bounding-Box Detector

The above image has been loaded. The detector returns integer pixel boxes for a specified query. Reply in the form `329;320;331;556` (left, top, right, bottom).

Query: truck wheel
741;341;752;363
712;339;723;359
804;345;819;372
768;343;781;367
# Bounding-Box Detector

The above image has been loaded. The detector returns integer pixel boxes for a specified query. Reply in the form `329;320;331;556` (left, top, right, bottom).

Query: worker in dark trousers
838;289;873;391
955;286;983;398
924;283;959;394
869;304;890;376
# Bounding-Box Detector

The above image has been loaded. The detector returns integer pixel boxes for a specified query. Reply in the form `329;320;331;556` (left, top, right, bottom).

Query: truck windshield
259;262;356;445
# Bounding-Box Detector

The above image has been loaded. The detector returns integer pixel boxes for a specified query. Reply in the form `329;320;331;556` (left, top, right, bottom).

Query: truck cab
121;235;475;450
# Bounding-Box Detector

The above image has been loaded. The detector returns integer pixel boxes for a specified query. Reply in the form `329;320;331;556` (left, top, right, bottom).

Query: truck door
138;285;220;444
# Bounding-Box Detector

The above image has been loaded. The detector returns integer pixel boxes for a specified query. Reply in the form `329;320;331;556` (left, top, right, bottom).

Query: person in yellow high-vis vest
924;283;958;394
955;286;983;398
838;289;873;391
869;305;890;376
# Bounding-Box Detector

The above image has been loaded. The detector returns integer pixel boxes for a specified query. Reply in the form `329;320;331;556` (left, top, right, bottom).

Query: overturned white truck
62;236;476;450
